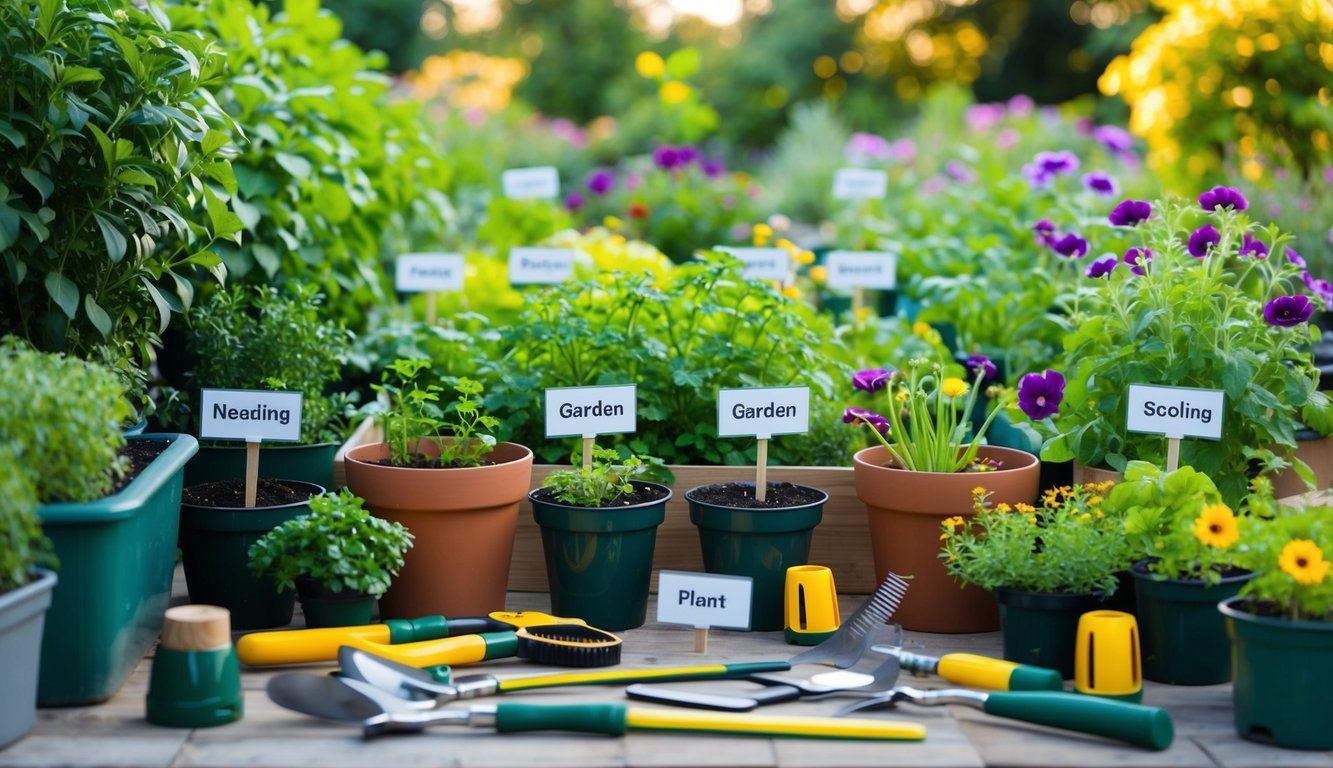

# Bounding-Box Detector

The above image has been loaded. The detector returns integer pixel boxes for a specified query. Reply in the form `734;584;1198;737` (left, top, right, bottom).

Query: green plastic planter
0;569;56;746
179;481;323;631
144;646;243;728
1133;560;1254;685
1220;597;1333;750
994;587;1106;679
295;578;376;629
184;442;337;491
37;434;198;706
531;482;671;631
686;485;826;632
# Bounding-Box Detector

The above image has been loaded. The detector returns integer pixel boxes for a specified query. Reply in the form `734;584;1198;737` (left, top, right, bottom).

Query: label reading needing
716;247;791;281
656;570;753;630
502;166;560;200
717;386;810;439
1126;384;1224;440
824;250;897;290
832;168;888;200
545;385;637;438
395;253;465;292
509;247;577;285
200;389;302;442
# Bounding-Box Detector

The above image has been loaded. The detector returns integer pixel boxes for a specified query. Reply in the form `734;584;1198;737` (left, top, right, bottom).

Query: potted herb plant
1101;462;1252;684
940;482;1129;678
848;356;1041;633
249;490;413;628
529;447;672;631
344;361;534;618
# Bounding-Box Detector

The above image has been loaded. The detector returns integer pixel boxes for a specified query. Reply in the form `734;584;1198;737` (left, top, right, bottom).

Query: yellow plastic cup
1074;609;1142;702
784;565;840;645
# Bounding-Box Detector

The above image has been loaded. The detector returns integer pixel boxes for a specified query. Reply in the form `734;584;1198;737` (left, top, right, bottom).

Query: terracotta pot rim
853;444;1039;475
527;480;672;511
345;441;533;472
682;482;830;511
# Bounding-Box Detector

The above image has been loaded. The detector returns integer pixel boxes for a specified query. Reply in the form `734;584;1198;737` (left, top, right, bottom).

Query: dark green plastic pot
530;482;671;631
1220;597;1333;750
179;481;323;631
37;434;198;706
145;646;243;728
184;442;337;491
1133;559;1254;685
686;485;826;632
295;577;376;629
995;587;1106;679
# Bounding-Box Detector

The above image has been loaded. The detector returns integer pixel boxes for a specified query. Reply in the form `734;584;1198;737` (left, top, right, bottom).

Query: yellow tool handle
625;707;926;741
345;633;497;668
497;661;788;692
237;625;393;666
937;653;1063;691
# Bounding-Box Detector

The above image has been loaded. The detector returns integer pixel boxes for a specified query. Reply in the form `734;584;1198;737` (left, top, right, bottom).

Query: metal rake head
789;572;909;668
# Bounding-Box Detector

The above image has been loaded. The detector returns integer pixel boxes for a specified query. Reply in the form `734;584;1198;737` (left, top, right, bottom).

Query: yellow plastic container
1074;610;1142;702
784;565;840;645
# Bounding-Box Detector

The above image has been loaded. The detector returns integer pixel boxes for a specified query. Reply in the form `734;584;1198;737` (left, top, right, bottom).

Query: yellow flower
1192;503;1240;549
912;321;933;338
995;503;1011;513
941;378;969;398
895;390;908;403
604;216;624;230
1278;539;1331;586
781;285;801;301
1095;510;1104;519
635;51;665;79
971;486;986;497
1089;495;1103;506
1028;515;1038;526
794;249;815;266
1015;503;1036;514
660;81;691;105
939;532;949;541
1079;513;1092;522
808;265;828;284
752;223;773;245
854;306;871;323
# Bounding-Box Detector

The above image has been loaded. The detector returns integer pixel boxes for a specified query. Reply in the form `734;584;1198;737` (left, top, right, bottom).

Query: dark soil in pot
529;484;669;508
373;453;506;469
686;482;825;509
107;441;168;494
181;478;312;507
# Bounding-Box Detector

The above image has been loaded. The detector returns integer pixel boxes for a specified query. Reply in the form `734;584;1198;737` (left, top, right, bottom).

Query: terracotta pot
853;444;1040;633
1072;462;1122;486
344;440;533;618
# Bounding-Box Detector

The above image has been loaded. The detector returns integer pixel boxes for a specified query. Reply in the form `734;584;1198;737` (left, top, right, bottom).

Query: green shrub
0;444;54;593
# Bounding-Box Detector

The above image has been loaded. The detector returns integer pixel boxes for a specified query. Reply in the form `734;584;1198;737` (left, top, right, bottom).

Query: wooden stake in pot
394;253;464;326
245;440;260;507
543;385;638;473
755;436;769;503
717;386;811;504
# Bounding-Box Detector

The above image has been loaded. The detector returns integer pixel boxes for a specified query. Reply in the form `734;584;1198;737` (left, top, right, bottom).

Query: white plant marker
200;389;303;508
544;385;637;472
657;570;752;654
717;387;810;504
395;253;465;326
1125;383;1225;473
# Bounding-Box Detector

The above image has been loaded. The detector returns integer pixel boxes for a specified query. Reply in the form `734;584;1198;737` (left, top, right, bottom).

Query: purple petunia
1240;233;1269;259
1022;150;1080;186
1187;225;1221;258
1051;233;1089;258
1017;370;1066;420
843;406;890;436
586;169;615;196
846;132;890;162
1263;295;1314;327
1303;272;1333;311
701;159;725;178
563;192;585;211
1093;125;1133;153
1199;185;1249;212
1082;171;1118;197
1123;247;1153;276
1108;199;1152;226
676;145;700;165
1033;219;1057;247
652;145;682;170
1287;247;1307;269
964;354;998;383
945;161;976;184
1085;254;1118;278
853;368;892;392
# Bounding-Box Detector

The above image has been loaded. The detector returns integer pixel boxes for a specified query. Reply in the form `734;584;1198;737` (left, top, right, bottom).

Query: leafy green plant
0;0;239;405
540;446;663;507
1234;480;1333;621
368;360;499;468
248;489;412;597
0;444;54;593
940;482;1129;594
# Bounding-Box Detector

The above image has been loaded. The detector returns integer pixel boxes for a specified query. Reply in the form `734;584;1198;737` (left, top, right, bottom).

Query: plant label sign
823;250;897;290
716;247;790;281
545;384;636;438
200;388;302;443
509;247;578;285
657;570;753;630
717;386;810;439
395;253;465;292
1125;384;1224;440
501;166;559;199
832;168;888;200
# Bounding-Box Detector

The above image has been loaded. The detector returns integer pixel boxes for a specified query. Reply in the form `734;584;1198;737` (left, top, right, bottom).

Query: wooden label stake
755;437;769;503
851;287;865;316
1166;436;1181;473
693;627;709;654
582;436;594;471
245;439;260;508
425;290;437;325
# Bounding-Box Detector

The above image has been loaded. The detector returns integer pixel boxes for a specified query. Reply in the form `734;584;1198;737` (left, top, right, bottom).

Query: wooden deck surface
4;569;1330;768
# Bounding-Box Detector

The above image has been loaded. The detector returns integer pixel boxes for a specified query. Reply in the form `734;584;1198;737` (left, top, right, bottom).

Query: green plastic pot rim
180;480;325;513
1218;596;1333;632
1130;558;1253;587
994;586;1105;610
196;440;339;452
38;434;200;524
527;480;673;511
683;483;830;511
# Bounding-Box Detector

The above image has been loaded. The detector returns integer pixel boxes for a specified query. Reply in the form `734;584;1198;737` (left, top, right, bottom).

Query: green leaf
44;271;78;318
93;211;128;262
275;152;313;179
86;124;113;169
141;278;172;333
313;182;352;223
202;129;232;156
203;187;243;242
60;66;104;87
83;295;112;337
20;168;53;203
115;168;157;187
0;203;20;250
1302;390;1333;435
665;47;700;80
16;53;54;82
0;120;26;149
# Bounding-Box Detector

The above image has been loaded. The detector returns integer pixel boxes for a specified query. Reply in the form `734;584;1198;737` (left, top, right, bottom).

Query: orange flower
1192;503;1239;548
1278;539;1330;586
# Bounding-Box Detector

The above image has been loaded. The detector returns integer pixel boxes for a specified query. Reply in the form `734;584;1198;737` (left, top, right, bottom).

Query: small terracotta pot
1073;462;1122;486
853;444;1040;633
344;440;533;618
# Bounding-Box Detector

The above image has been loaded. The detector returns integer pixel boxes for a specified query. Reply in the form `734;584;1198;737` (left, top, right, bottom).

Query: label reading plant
831;168;888;200
716;247;791;281
823;250;898;290
717;386;810;439
394;253;465;292
200;388;303;442
509;247;578;285
501;166;560;199
657;570;753;630
545;385;637;438
1125;384;1225;440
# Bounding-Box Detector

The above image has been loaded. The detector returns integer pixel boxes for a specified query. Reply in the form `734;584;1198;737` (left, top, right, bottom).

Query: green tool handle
983;692;1174;750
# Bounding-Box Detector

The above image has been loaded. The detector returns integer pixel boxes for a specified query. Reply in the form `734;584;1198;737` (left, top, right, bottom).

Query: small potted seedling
248;490;414;627
529;447;672;631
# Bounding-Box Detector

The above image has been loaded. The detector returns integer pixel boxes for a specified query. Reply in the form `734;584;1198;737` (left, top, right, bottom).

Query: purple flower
1303;272;1333;311
1288;247;1307;269
889;138;917;163
652;145;682;170
1264;295;1314;327
1007;94;1035;115
1017;369;1066;420
1051;233;1089;258
965;104;1005;133
1240;233;1269;259
1092;125;1133;153
996;128;1019;149
1187;225;1221;258
1082;171;1117;197
1123;247;1153;275
1085;254;1118;278
586;169;615;196
843;406;890;436
701;159;725;178
964;354;998;383
563;192;585;211
1022;150;1080;186
945;161;976;184
853;368;892;392
676;145;700;165
846;132;890;162
1033;219;1057;246
1199;185;1249;212
1108;199;1152;226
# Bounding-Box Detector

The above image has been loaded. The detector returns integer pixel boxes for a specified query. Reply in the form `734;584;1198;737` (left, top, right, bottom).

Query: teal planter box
184;441;336;490
37;434;198;706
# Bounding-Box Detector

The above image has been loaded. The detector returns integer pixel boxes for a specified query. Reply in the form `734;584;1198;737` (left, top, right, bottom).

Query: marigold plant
1234;480;1333;621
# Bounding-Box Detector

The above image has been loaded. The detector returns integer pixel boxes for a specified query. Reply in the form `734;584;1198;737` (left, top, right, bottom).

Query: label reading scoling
656;570;753;630
823;250;897;290
716;247;791;281
1125;384;1224;440
717;386;810;438
832;168;888;200
509;247;577;285
200;388;303;442
395;253;465;292
501;166;560;200
544;385;636;438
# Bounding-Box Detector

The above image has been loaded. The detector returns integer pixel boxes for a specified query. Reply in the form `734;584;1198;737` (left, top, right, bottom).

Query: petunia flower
964;354;997;383
845;132;890;162
1033;219;1057;247
853;368;892;392
1303;271;1333;310
652;145;682;170
1051;233;1089;258
1092;125;1133;153
1085;253;1118;278
1108;199;1152;226
1022;150;1080;186
1123;247;1152;276
843;406;889;436
676;145;700;165
1187;225;1220;258
1081;171;1117;197
945;161;976;184
1263;295;1314;327
563;192;585;211
1198;185;1249;212
586;169;615;196
1240;233;1269;259
701;159;725;178
1017;369;1065;420
1287;247;1307;269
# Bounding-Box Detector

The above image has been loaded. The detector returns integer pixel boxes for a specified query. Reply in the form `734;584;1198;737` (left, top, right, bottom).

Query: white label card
832;168;888;200
509;247;577;285
502;166;560;200
545;385;637;438
1126;384;1224;440
824;250;897;290
395;253;465;292
657;570;753;630
717;386;810;439
200;389;302;443
716;247;790;281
